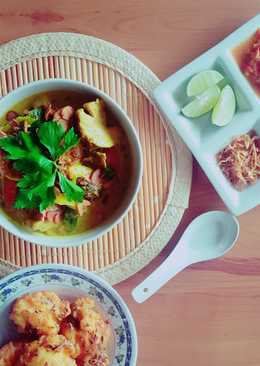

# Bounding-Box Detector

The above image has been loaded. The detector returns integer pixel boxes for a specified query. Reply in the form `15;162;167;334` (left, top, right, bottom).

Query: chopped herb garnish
56;127;79;158
38;121;79;160
58;172;84;202
64;207;78;229
16;107;44;125
85;181;100;201
0;121;84;212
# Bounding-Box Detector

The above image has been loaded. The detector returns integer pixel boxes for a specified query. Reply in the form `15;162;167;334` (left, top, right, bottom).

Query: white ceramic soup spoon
132;211;239;303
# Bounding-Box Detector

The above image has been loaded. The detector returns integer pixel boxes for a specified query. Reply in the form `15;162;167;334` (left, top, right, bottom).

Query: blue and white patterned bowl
0;264;137;366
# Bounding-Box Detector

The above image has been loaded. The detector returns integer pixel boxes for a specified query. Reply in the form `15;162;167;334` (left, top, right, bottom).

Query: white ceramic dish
0;79;143;247
153;14;260;216
0;264;138;366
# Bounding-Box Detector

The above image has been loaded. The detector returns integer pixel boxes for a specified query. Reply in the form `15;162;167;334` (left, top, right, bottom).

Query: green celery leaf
36;155;54;174
13;153;53;175
0;133;53;176
0;136;27;160
56;128;79;158
22;131;54;173
30;120;42;130
29;120;43;142
20;131;54;173
28;172;56;200
13;160;39;174
1;115;81;213
19;132;40;153
14;190;39;209
38;121;65;159
15;173;56;212
58;172;84;202
39;187;55;212
17;172;40;189
3;132;54;174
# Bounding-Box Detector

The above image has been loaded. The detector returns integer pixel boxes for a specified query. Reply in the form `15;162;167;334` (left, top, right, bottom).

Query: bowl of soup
0;79;143;247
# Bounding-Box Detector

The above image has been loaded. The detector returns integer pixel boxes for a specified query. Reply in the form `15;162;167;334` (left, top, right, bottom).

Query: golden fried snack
10;291;71;336
18;335;77;366
61;322;109;366
71;297;110;346
77;346;109;366
61;321;95;358
0;341;24;366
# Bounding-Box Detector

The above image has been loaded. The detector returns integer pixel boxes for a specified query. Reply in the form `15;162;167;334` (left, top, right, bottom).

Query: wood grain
0;1;260;365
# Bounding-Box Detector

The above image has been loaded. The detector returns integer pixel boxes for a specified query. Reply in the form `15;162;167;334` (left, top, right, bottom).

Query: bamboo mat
0;33;192;284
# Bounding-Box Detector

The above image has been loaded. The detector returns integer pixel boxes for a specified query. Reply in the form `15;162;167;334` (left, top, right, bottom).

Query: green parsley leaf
0;135;27;160
15;172;56;212
0;116;82;213
58;172;84;202
38;121;65;159
30;119;42;129
13;160;38;174
0;131;56;211
28;172;56;200
36;155;53;174
38;123;79;160
39;187;56;212
14;189;39;209
17;172;40;189
56;127;79;158
0;132;53;174
19;132;39;152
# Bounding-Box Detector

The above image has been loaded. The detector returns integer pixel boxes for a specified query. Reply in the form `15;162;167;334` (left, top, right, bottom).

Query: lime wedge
182;85;221;118
211;85;236;126
187;70;224;97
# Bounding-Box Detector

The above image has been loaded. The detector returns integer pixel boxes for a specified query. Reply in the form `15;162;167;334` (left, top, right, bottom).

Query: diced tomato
3;178;17;209
106;147;121;176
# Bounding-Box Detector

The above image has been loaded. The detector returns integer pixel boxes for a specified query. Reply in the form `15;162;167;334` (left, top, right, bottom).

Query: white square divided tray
153;14;260;216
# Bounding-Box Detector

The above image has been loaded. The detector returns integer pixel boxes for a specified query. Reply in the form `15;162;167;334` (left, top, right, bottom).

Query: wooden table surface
0;1;260;365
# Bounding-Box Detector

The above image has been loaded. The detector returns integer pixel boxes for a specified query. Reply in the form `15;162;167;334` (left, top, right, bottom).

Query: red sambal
241;29;260;93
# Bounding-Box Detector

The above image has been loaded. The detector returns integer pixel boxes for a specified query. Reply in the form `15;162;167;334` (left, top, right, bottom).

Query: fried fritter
71;297;110;345
10;291;71;336
0;341;24;366
78;350;109;366
18;335;77;366
3;294;112;366
61;322;109;366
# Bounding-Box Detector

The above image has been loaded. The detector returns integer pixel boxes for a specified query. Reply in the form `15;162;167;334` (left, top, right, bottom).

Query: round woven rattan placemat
0;32;192;284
